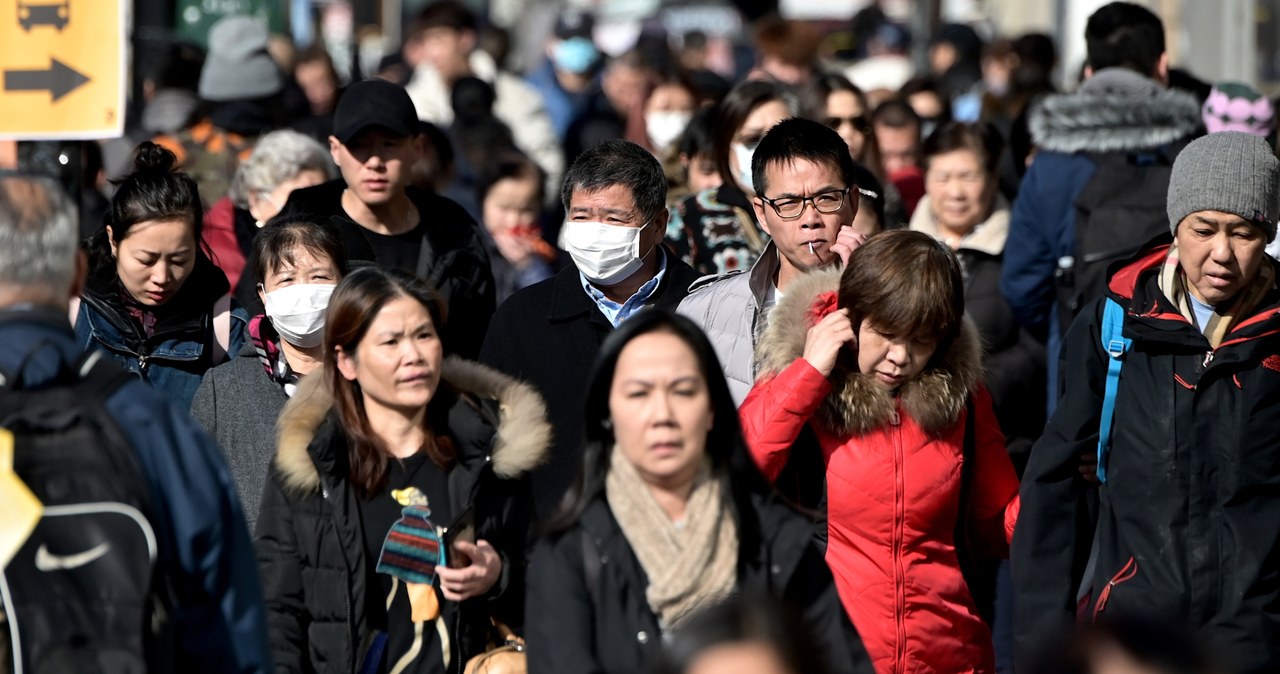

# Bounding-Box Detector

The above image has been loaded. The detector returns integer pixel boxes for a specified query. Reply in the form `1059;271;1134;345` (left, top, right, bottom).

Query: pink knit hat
1202;82;1275;137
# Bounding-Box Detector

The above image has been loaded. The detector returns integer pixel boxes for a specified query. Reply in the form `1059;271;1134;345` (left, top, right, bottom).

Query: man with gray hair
480;140;702;519
0;176;272;673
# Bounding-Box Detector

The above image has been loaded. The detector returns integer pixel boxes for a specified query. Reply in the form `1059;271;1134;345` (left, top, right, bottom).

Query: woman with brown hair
255;266;550;673
739;230;1020;674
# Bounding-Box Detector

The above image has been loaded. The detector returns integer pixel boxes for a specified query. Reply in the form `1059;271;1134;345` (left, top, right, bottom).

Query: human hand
802;308;856;377
829;226;867;267
436;539;502;601
492;229;537;269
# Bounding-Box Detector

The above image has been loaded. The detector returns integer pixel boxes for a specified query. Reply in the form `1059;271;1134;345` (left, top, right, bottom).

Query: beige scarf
1158;242;1277;348
605;446;739;629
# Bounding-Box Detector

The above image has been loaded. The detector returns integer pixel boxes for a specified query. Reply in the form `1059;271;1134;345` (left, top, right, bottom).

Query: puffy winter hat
198;15;284;102
1202;82;1275;136
1167;132;1280;240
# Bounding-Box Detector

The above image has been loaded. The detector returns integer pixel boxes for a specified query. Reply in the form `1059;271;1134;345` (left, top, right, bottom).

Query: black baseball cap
332;79;420;144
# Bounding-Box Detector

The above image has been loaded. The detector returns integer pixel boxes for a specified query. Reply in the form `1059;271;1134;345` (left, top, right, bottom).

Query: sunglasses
824;115;872;134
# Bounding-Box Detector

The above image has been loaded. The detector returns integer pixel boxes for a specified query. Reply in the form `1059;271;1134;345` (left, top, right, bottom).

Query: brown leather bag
463;621;525;674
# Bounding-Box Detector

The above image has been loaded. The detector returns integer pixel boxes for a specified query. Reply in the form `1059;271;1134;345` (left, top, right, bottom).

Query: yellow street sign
0;0;126;140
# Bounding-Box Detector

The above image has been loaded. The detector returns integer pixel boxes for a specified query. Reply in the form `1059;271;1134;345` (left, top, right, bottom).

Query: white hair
0;175;78;293
229;129;335;208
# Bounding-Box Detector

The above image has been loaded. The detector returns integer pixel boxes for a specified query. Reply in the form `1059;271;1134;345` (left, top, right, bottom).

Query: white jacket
406;51;564;198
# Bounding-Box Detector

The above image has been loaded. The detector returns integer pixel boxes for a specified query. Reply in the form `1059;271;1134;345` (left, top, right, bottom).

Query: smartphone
442;507;476;569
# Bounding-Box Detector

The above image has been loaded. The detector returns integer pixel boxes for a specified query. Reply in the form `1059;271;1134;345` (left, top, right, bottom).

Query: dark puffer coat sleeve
525;531;602;674
784;538;876;674
256;475;310;674
1011;298;1106;671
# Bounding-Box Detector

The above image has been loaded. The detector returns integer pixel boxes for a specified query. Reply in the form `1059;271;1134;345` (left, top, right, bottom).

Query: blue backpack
1096;298;1132;485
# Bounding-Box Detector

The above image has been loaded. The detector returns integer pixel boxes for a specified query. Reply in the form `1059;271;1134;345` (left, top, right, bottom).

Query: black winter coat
256;358;551;673
526;494;874;674
272;179;496;358
1013;245;1280;674
957;248;1046;475
479;248;703;519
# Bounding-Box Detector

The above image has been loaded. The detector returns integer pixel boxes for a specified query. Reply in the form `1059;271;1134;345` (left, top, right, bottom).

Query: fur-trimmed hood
274;356;552;493
755;267;983;437
1030;73;1201;155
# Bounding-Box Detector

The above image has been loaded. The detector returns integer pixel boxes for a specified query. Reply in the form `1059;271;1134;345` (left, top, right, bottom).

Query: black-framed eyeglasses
759;188;850;220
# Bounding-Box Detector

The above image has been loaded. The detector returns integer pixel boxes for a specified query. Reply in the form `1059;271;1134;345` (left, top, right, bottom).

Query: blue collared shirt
580;251;669;327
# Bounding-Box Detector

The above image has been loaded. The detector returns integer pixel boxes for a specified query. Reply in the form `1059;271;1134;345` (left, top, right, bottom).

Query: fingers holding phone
437;539;502;601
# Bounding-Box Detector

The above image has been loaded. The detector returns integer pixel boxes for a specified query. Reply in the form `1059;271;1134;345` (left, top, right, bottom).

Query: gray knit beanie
1167;132;1280;240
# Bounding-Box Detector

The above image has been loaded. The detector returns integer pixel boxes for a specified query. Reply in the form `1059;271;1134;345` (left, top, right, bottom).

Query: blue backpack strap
1096;298;1132;485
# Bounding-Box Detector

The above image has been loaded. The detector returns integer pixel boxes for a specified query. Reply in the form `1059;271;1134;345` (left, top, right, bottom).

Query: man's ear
1155;52;1170;86
70;249;87;299
329;136;343;166
752;199;773;238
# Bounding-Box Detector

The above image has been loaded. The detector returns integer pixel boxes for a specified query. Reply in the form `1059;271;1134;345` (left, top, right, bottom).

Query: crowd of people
3;1;1280;674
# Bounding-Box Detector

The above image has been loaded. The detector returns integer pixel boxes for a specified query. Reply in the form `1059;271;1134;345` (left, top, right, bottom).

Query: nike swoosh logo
34;542;111;571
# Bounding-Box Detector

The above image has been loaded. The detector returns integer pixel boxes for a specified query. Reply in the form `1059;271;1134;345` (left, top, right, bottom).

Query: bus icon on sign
18;1;69;31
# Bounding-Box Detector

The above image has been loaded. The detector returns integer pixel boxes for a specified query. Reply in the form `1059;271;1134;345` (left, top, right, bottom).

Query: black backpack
1054;146;1181;337
0;349;174;674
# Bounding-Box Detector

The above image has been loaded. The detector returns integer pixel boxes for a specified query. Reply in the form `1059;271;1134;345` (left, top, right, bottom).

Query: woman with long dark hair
75;141;244;408
665;80;800;274
525;310;870;674
256;267;550;673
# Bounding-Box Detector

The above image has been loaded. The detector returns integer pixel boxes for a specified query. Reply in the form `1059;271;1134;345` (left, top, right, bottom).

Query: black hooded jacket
1013;244;1280;674
255;358;550;673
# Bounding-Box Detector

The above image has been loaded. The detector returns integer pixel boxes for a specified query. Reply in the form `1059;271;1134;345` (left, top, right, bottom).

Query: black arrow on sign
4;58;90;102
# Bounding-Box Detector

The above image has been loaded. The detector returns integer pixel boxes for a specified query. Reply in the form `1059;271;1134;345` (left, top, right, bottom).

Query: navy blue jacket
999;74;1200;410
0;306;271;673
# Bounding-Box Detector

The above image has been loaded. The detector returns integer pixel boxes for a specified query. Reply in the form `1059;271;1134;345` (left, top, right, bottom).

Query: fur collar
755;267;983;437
274;356;552;493
1030;83;1201;155
908;195;1010;256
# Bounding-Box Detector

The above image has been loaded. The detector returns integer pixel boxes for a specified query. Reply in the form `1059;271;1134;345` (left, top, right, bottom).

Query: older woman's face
856;319;937;389
1174;210;1269;306
925;148;993;240
687;642;796;674
336;295;443;416
609;331;713;491
248;168;328;224
259;245;340;297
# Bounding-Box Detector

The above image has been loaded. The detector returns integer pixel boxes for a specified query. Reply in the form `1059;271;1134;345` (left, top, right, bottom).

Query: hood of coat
1030;74;1201;155
274;356;552;494
755;267;983;437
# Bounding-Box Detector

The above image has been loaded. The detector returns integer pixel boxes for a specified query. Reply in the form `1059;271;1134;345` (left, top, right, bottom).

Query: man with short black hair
0;175;271;673
275;78;495;358
480;140;702;518
1000;1;1201;411
679;117;866;405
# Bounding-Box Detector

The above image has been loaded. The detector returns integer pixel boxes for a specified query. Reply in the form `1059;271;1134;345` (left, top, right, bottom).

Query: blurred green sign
175;0;286;48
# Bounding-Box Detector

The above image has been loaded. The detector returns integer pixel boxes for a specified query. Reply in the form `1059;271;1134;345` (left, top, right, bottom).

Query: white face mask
262;283;336;348
731;142;756;192
646;111;693;155
561;219;653;286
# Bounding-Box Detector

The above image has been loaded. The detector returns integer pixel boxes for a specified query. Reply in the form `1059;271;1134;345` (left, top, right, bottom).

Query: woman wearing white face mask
639;72;699;158
666;80;800;274
192;219;347;532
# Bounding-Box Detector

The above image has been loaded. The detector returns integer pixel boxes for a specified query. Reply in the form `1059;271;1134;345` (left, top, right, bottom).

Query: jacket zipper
321;484;357;670
890;406;906;674
1093;556;1138;618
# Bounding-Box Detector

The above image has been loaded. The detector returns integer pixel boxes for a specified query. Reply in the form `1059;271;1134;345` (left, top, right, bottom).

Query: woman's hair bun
130;141;179;174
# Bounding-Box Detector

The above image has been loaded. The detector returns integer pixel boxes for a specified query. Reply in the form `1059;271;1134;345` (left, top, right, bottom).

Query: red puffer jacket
740;268;1020;674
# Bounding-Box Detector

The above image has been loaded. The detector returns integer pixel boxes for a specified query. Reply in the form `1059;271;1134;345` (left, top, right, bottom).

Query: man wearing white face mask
192;220;347;531
480;140;702;519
